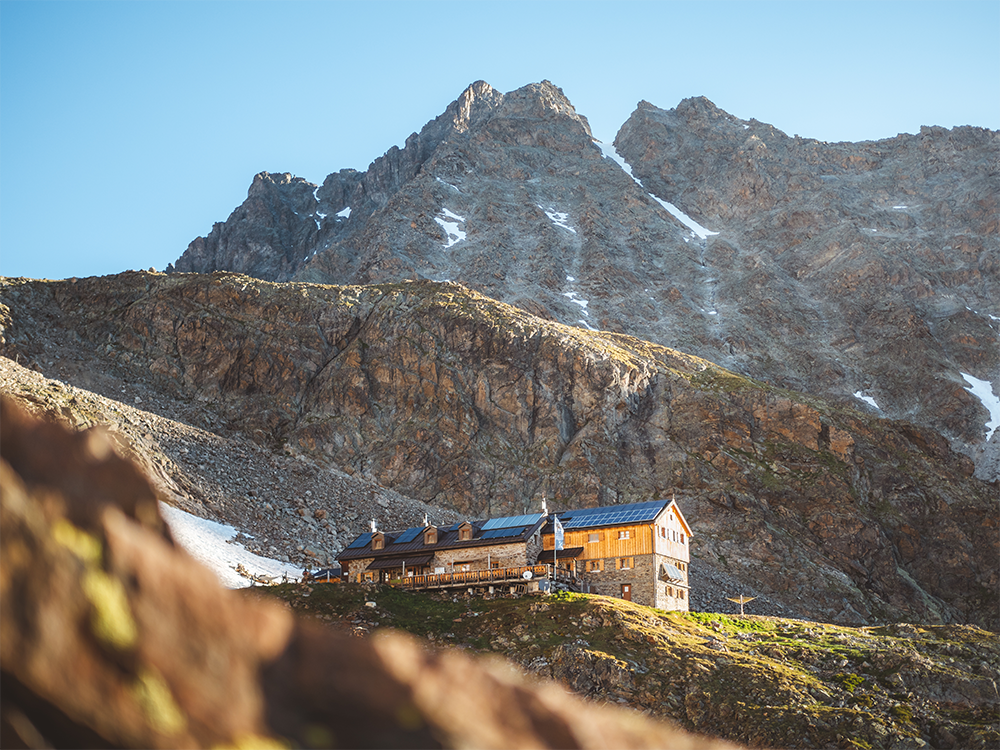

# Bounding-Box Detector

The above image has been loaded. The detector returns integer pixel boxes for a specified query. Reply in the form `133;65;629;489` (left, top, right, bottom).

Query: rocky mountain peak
446;79;503;132
247;171;311;198
494;80;592;137
165;81;998;483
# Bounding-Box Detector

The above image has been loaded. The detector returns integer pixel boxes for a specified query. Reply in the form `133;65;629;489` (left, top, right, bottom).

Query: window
660;527;666;538
586;559;603;572
424;528;438;545
618;530;630;540
679;589;685;599
456;561;472;572
667;586;673;596
588;533;599;543
372;533;384;550
618;557;633;570
681;534;686;544
459;524;473;541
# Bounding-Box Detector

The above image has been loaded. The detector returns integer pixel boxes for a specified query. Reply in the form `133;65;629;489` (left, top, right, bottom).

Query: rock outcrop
165;82;999;482
0;397;741;750
614;97;1000;465
2;272;996;630
266;584;1000;750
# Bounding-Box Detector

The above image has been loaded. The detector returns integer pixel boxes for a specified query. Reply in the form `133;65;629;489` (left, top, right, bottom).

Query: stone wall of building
572;552;691;611
433;537;540;572
345;557;374;581
652;552;690;611
576;553;656;607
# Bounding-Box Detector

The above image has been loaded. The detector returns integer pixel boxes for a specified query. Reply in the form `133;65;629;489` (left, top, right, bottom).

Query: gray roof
338;513;545;562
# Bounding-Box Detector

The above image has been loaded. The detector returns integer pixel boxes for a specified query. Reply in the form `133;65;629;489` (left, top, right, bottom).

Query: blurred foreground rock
0;398;739;749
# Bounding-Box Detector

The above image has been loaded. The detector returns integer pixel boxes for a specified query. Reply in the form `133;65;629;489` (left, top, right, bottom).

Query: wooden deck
393;564;580;591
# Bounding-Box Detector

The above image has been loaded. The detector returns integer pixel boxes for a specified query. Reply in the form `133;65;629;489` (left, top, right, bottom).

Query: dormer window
458;522;473;541
372;532;385;551
424;526;438;545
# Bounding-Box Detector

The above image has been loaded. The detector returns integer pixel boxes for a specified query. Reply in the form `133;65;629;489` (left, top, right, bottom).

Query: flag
553;515;564;551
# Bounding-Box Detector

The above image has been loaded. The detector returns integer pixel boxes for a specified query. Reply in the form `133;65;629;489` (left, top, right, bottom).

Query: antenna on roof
370;518;377;533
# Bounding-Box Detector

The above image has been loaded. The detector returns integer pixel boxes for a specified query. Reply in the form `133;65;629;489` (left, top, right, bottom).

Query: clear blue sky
2;1;997;280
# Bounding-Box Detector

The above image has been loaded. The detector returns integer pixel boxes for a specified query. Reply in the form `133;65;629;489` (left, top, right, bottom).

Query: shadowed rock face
1;273;996;631
166;81;999;480
614;97;1000;470
0;398;741;750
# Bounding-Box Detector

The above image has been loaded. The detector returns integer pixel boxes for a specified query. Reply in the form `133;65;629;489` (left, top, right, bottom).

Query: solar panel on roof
481;513;542;530
393;527;423;544
562;503;666;529
346;532;373;549
480;527;522;540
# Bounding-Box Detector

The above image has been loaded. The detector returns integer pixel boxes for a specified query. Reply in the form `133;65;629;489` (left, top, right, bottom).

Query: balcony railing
392;564;552;589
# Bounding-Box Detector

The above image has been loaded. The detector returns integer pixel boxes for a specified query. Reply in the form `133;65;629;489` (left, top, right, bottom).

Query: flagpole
551;510;565;594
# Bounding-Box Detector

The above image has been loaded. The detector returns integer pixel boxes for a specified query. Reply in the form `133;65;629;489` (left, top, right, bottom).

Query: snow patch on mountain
854;391;881;410
960;373;1000;440
435;208;466;248
540;206;577;234
595;140;718;240
160;502;301;588
436;176;461;192
562;290;589;312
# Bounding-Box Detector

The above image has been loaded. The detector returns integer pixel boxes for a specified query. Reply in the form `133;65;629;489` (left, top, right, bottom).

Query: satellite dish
522;571;533;579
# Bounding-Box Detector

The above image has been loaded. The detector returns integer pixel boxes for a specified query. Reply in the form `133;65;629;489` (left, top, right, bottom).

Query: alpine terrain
1;79;997;749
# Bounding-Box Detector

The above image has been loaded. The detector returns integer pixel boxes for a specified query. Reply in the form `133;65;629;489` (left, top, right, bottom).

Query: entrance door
621;583;631;601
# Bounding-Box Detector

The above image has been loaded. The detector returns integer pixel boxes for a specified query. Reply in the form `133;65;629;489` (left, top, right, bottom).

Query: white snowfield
435;208;466;248
960;373;1000;441
159;502;301;588
595;140;719;240
853;391;880;410
562;290;589;311
540;206;577;234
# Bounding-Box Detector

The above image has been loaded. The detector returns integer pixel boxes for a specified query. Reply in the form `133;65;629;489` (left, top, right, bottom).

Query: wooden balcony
393;564;552;590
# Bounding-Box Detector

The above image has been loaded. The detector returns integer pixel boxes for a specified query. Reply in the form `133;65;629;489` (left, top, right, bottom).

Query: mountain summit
167;81;999;481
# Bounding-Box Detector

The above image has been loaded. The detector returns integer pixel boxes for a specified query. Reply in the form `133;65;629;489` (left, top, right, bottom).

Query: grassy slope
250;584;999;750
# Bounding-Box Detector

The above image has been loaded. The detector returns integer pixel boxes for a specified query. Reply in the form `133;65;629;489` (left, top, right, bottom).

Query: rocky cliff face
2;272;996;631
614;97;1000;474
166;81;1000;482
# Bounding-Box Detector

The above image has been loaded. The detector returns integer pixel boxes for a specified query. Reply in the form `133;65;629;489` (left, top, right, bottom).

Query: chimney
541;495;548;515
423;512;429;527
370;518;378;533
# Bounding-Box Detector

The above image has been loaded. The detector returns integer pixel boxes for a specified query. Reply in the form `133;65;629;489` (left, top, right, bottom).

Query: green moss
131;667;186;736
684;612;775;634
222;734;290;749
82;568;138;651
684;365;763;394
891;704;914;723
52;519;103;565
836;672;866;692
